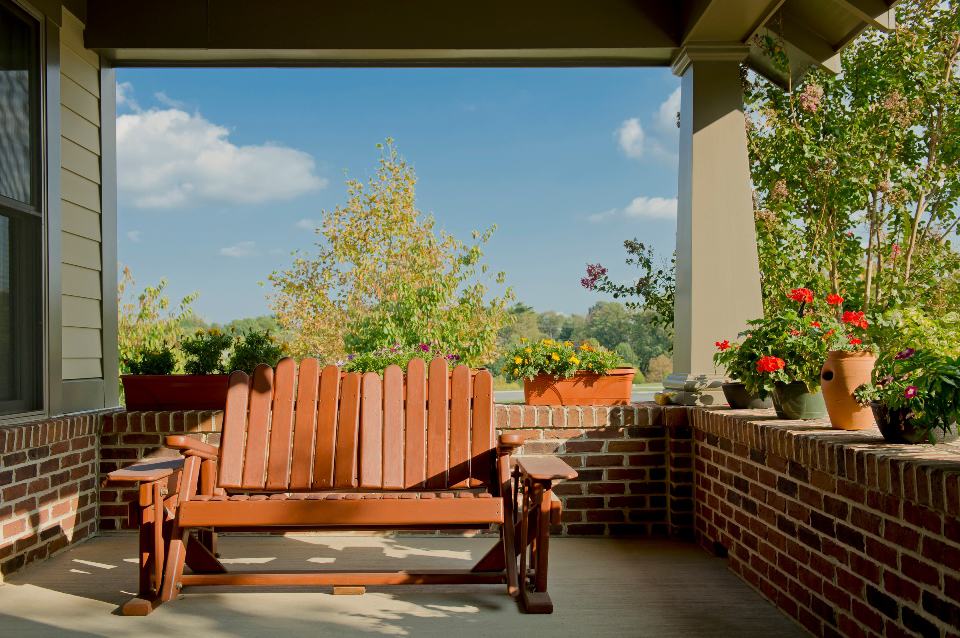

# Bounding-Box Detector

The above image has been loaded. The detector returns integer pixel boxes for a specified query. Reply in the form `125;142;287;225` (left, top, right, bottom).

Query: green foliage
736;308;830;397
854;349;960;438
503;339;625;382
645;354;673;383
341;344;461;375
269;140;513;367
125;347;176;375
180;329;233;375
118;266;197;375
747;0;960;316
614;342;638;367
581;240;676;329
227;330;284;375
867;307;960;360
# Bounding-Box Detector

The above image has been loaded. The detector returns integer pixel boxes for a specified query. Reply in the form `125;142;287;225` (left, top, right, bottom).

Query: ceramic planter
523;368;636;406
121;374;230;411
820;351;876;430
870;403;958;444
771;381;827;420
721;382;773;409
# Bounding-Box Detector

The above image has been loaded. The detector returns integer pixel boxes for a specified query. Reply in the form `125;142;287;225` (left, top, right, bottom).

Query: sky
115;67;681;324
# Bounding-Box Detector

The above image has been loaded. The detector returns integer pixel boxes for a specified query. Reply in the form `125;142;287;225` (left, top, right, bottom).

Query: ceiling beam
825;0;896;31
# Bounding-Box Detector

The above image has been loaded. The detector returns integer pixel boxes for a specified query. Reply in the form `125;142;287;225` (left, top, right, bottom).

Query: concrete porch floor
0;535;804;638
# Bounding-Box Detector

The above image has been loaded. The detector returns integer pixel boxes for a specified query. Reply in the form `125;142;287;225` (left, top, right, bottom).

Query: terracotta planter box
523;368;636;406
121;374;230;411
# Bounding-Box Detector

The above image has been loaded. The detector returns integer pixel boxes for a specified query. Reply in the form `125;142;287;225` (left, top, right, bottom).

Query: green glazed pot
771;381;827;420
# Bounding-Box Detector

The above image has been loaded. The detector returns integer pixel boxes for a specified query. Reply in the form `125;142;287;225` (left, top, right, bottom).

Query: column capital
671;43;750;76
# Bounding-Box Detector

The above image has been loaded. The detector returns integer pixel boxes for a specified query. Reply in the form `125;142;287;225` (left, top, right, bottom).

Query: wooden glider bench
107;356;576;615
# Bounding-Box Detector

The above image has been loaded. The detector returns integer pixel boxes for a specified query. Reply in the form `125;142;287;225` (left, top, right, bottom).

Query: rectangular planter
523;368;636;406
121;374;230;411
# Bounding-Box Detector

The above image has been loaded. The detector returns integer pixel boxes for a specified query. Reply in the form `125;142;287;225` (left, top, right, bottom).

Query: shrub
180;329;233;374
227;330;284;375
125;347;176;375
503;339;624;382
340;342;462;375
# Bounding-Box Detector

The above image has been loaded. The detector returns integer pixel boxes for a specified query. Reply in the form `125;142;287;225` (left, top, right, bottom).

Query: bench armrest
498;433;524;453
165;435;219;460
515;455;578;481
106;457;184;484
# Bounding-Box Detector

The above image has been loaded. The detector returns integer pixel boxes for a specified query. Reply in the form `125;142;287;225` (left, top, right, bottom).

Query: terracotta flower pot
721;382;773;409
870;402;958;444
771;381;827;420
523;368;636;406
121;374;230;411
820;351;876;430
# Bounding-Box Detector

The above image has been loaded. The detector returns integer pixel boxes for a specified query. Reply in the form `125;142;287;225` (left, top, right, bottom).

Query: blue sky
115;68;680;323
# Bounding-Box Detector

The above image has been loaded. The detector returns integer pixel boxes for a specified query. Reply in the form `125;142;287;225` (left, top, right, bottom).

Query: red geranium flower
826;293;844;305
842;310;868;329
756;355;786;373
788;288;814;304
811;321;822;328
848;336;862;346
789;329;801;336
715;340;731;351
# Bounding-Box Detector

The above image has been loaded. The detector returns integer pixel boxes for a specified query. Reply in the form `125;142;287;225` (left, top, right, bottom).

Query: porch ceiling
82;0;897;85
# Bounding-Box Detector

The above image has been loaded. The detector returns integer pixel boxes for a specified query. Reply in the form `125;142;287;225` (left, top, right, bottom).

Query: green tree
748;0;960;315
614;341;637;366
269;141;514;366
537;311;567;340
583;302;633;350
646;354;673;383
117;266;197;374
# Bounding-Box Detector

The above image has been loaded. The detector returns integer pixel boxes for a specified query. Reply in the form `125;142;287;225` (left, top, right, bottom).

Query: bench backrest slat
218;356;495;492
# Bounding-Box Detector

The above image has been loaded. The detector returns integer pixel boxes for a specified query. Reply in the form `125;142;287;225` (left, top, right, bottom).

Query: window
0;0;42;416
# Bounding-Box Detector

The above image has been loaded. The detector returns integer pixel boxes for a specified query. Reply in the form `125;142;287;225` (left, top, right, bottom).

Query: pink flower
895;348;915;360
799;84;824;113
904;385;918;399
418;343;430;352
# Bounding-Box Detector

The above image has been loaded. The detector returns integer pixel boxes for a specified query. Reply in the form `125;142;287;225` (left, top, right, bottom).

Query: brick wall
692;407;960;638
97;405;695;537
0;413;100;581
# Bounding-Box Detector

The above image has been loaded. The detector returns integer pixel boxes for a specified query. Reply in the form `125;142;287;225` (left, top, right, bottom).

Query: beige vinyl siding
60;10;104;381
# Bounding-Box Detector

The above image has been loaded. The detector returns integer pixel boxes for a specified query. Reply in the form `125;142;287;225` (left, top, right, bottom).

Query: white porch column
664;45;763;406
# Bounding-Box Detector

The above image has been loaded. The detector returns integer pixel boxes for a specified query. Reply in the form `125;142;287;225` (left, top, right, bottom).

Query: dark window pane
0;1;38;206
0;212;41;414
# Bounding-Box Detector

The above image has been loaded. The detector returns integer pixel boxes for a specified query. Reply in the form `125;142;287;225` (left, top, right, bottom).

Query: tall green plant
269;140;514;366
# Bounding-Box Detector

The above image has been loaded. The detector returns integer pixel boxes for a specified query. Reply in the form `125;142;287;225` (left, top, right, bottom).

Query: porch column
664;45;763;406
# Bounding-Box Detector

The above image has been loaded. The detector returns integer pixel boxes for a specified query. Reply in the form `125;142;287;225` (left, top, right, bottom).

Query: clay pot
721;382;773;409
121;374;230;411
820;351;876;430
870;403;958;444
771;382;827;420
523;368;636;406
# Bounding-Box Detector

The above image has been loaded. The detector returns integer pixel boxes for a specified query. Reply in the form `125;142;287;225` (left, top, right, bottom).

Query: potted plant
737;288;829;420
712;339;773;409
818;296;877;430
854;348;960;444
226;329;285;375
505;339;634;406
122;329;234;411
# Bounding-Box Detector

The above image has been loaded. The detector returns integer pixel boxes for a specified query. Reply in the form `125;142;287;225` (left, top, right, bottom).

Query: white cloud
126;230;142;242
624;196;677;220
154;91;186;109
655;88;681;135
587;196;677;223
116;82;139;111
116;94;326;209
219;241;258;258
295;218;320;231
616;118;645;158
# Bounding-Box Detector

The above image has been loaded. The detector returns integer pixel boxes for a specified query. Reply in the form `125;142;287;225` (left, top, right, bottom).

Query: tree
537;311;568;340
614;341;638;367
646;354;673;383
748;0;960;315
583;302;633;350
117;266;197;374
269;141;514;366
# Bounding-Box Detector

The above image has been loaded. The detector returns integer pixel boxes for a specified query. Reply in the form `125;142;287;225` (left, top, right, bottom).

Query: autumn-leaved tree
748;0;960;314
268;141;514;366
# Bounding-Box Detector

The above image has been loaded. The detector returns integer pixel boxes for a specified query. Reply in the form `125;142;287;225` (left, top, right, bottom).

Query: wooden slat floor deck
0;535;805;637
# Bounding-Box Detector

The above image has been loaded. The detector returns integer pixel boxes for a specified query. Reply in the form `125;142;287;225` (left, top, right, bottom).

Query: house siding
59;9;103;385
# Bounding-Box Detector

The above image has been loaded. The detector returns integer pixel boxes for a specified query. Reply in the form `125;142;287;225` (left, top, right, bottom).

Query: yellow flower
564;341;573;347
524;358;530;364
542;339;554;345
569;355;580;365
524;347;532;353
551;353;560;361
513;367;520;375
519;337;527;343
580;342;593;352
514;356;523;364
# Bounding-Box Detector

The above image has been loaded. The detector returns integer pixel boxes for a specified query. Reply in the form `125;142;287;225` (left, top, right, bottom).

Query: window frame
0;0;47;423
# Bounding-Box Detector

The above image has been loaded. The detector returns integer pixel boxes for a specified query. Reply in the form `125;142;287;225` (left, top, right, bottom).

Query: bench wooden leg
517;477;555;614
122;481;168;616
